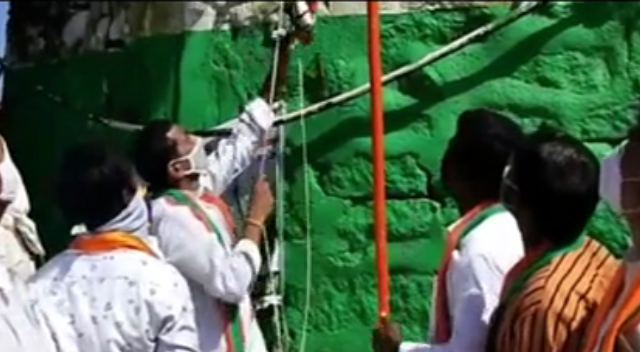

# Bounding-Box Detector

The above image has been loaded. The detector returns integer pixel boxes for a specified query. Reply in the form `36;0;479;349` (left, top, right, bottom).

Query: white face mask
600;142;640;214
170;137;209;176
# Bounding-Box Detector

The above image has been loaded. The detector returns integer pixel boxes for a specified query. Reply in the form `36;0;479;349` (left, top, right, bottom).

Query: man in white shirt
132;30;293;352
372;109;526;352
0;262;55;352
29;141;199;352
0;135;46;282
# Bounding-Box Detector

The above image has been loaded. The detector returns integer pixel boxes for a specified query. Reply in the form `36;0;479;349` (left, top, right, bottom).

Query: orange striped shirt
487;237;619;352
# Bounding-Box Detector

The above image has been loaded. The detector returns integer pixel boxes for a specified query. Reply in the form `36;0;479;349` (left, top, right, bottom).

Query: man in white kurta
373;109;526;352
134;29;292;352
0;136;46;282
0;262;55;352
29;142;199;352
397;210;523;352
134;97;276;352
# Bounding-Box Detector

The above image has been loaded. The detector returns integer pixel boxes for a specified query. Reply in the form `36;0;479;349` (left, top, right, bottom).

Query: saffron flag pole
366;1;390;322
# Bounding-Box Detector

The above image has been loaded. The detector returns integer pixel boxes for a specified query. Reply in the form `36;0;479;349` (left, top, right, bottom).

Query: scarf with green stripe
162;189;246;352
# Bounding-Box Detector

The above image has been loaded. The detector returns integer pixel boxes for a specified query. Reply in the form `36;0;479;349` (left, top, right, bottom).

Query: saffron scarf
71;231;156;258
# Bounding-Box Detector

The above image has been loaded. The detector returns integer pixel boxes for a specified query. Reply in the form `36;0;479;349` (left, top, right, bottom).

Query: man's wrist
246;217;266;232
244;221;264;244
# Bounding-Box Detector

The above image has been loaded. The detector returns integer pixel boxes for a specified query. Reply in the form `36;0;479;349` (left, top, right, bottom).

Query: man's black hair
443;108;525;201
57;141;136;230
133;120;177;193
511;128;599;247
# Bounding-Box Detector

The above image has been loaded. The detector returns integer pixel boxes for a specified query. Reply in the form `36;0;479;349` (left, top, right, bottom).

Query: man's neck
521;229;541;253
176;179;200;193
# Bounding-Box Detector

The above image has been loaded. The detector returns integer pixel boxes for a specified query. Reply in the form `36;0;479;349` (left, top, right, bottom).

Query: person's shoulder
30;251;75;281
581;237;621;301
136;258;191;302
150;196;197;225
461;210;523;260
570;237;620;279
519;238;620;317
116;252;188;289
471;210;520;235
140;257;185;281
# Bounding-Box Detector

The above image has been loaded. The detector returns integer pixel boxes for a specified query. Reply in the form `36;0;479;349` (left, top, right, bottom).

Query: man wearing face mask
0;135;46;282
30;141;199;352
485;129;618;352
582;123;640;352
131;32;293;352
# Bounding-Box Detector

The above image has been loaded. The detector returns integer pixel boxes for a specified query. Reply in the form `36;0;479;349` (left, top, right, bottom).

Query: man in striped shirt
486;129;619;352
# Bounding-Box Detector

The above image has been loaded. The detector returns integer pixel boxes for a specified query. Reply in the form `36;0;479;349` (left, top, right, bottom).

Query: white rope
258;1;287;176
276;1;543;125
274;118;289;352
297;58;313;352
255;3;287;352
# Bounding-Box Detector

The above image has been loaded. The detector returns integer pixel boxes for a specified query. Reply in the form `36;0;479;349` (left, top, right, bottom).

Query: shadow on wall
283;14;578;191
275;5;636;351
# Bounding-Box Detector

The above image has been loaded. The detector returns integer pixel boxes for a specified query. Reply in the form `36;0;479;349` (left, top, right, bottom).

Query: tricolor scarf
161;189;246;352
433;202;505;343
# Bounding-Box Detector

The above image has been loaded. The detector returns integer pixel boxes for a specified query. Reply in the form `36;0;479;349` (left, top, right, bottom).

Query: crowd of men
0;27;639;352
372;111;640;352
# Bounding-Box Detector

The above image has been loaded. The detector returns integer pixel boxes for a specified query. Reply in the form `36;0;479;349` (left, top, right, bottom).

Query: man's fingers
379;314;390;327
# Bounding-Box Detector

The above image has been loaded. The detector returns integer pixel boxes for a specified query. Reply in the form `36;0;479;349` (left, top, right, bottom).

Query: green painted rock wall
2;3;637;352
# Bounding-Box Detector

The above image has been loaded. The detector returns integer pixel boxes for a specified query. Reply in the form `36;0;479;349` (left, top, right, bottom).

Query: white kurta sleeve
156;207;261;303
204;98;276;195
152;269;200;352
398;254;500;352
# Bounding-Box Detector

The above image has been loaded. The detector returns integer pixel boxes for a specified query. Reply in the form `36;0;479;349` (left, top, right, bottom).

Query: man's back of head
509;128;600;247
442;108;526;204
132;120;177;193
57;141;137;231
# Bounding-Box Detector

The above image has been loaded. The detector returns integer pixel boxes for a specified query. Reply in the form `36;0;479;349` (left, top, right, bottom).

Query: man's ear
167;161;183;180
